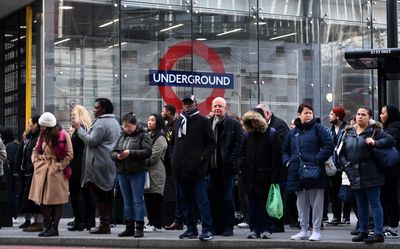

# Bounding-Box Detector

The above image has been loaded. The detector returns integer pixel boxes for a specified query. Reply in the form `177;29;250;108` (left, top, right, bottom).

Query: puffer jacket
340;122;395;189
111;127;152;175
282;118;334;191
239;110;283;195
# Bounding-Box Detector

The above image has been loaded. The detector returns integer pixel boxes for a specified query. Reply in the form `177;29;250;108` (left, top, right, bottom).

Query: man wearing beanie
327;106;349;226
71;98;121;234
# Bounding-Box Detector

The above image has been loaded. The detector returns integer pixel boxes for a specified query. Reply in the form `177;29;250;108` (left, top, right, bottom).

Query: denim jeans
177;178;213;233
209;175;235;233
354;186;383;235
118;172;146;222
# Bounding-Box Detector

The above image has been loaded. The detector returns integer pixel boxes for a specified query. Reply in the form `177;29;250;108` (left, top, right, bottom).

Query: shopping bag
266;184;283;219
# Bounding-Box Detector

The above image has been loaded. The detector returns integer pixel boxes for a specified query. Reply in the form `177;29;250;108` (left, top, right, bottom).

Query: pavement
0;217;399;249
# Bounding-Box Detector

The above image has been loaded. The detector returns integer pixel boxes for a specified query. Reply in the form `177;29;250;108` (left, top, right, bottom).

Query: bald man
208;97;243;236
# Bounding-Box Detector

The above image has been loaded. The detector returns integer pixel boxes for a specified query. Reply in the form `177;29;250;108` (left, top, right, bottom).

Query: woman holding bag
340;107;395;244
282;103;334;241
29;112;73;237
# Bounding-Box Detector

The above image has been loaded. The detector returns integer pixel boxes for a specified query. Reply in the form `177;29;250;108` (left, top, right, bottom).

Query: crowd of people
0;96;399;245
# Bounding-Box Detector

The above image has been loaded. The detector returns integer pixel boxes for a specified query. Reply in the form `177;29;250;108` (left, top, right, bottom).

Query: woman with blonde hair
29;112;73;237
68;104;94;231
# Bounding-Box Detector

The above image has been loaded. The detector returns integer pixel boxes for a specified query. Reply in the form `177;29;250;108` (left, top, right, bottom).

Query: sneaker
238;222;249;228
340;219;351;226
247;231;260;239
383;229;399;239
309;231;321;241
326;218;340;226
144;225;157;232
199;231;213;241
261;231;272;239
179;230;199;239
290;231;309;240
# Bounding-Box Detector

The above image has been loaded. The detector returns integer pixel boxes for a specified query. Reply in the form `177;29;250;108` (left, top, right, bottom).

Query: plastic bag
144;171;150;190
266;184;283;219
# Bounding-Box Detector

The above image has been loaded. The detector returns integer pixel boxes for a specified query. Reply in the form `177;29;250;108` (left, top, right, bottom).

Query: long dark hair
148;113;165;142
383;105;400;127
41;124;61;148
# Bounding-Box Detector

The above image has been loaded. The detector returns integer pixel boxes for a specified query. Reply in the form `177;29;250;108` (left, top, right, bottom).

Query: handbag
266;184;283;219
295;132;321;180
371;130;400;168
324;156;337;176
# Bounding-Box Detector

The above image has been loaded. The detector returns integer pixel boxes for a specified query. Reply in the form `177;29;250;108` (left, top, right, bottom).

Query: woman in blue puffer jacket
282;103;334;241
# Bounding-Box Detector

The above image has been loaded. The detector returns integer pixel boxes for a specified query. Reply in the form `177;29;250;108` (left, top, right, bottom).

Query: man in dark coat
172;95;216;241
208;97;243;236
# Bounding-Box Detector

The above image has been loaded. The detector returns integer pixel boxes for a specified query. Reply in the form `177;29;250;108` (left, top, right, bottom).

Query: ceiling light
99;19;119;28
54;38;71;45
196;38;207;41
216;28;242;37
160;24;184;32
270;32;297;40
59;6;74;10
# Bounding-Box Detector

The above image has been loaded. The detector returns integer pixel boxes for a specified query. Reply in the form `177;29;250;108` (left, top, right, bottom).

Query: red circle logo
158;40;225;114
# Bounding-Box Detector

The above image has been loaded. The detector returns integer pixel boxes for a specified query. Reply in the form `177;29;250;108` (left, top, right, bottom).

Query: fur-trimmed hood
242;110;268;133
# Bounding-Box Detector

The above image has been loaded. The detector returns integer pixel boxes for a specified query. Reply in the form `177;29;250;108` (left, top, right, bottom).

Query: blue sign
149;70;234;89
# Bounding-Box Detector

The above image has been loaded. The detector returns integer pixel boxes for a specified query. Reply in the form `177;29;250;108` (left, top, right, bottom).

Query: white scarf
178;109;200;137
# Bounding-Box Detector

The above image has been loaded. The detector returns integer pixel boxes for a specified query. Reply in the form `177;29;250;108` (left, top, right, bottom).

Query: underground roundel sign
149;40;234;114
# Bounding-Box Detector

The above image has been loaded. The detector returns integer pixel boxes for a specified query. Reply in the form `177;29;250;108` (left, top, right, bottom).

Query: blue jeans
354;186;383;235
118;172;146;222
177;178;212;233
209;175;235;232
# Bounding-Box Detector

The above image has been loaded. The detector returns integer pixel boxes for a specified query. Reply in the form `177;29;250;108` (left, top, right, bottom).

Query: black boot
352;232;369;242
43;223;59;237
38;222;51;237
90;203;111;234
118;221;135;237
134;221;144;238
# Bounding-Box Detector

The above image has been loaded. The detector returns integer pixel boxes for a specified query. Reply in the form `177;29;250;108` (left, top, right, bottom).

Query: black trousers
144;193;164;229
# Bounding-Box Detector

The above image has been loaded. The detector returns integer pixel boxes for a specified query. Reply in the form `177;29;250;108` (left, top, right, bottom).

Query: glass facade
1;0;394;135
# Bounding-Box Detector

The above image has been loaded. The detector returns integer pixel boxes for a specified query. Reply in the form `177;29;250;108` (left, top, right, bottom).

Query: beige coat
29;131;73;205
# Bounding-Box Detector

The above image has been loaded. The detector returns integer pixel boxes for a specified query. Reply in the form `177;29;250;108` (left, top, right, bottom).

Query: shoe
383;229;398;239
238;222;249;228
309;231;321;241
352;232;369;242
290;231;309;240
261;231;272;239
364;234;384;244
24;223;43;232
326;218;340;226
247;231;260;239
144;225;157;232
199;231;213;241
164;222;183;230
19;220;31;229
179;230;199;239
67;220;75;226
67;223;86;231
340;219;351;226
222;229;233;236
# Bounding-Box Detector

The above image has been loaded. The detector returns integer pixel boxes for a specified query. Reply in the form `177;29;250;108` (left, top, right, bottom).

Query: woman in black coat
379;105;400;238
239;108;283;239
340;107;395;244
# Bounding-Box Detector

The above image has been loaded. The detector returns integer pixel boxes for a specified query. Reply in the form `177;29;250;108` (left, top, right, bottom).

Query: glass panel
44;0;120;128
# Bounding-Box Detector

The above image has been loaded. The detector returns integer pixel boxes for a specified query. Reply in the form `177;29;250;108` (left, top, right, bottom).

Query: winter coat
111;127;152;175
382;120;400;176
172;113;216;181
269;114;290;144
145;133;167;195
340;123;395;189
78;114;121;191
29;130;73;205
282;118;334;191
239;110;283;195
209;115;243;177
70;129;85;182
16;131;41;213
330;121;348;169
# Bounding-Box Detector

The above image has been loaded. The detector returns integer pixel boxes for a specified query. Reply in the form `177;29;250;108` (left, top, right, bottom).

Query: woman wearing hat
29;112;73;237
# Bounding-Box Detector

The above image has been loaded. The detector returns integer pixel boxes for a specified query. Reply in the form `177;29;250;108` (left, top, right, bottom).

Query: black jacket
340;123;395;189
172;113;216;181
209;115;243;176
111;127;152;175
70;129;85;182
16;131;39;175
269;114;290;144
239;110;283;195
